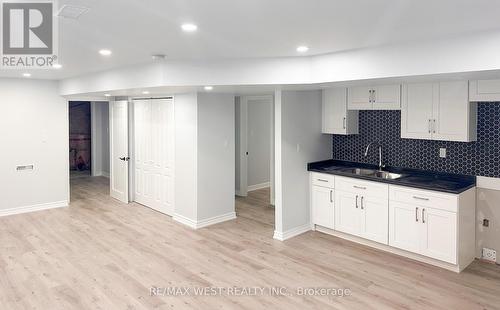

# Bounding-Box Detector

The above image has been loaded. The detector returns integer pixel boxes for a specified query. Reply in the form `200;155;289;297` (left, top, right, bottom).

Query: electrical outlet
482;248;497;263
483;219;490;227
439;148;447;158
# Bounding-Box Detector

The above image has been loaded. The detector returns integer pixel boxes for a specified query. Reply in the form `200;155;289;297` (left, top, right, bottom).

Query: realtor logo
1;0;58;68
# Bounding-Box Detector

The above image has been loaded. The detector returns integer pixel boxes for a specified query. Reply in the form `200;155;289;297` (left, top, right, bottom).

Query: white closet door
110;100;129;203
134;98;174;215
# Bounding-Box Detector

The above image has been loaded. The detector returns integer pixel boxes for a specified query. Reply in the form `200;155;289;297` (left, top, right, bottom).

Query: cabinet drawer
311;172;335;188
389;185;457;213
335;176;388;199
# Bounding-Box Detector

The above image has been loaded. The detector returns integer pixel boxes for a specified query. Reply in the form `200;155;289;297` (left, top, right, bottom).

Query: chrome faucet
364;141;385;171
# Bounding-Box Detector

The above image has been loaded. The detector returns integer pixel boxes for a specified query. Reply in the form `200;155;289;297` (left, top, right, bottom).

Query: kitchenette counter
307;160;476;194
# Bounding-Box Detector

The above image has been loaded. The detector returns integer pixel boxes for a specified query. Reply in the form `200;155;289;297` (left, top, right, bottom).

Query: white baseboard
101;171;110;178
0;200;68;217
248;182;270;192
273;223;311;241
173;212;237;229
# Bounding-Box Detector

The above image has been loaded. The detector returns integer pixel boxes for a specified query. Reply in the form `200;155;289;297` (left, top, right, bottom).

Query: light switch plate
439;148;447;158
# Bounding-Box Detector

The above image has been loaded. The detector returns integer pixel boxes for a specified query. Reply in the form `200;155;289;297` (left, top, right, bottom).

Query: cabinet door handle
343;117;346;129
428;119;431;133
416;207;419;222
360;196;364;209
355;195;359;208
330;190;333;203
433;119;436;133
422;208;426;224
412;196;429;201
372;89;376;103
353;185;366;190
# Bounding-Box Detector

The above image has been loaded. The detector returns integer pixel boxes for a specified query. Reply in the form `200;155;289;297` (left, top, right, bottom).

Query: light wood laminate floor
0;177;499;309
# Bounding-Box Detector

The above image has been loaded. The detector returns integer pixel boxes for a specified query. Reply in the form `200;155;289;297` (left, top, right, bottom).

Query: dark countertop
307;160;476;194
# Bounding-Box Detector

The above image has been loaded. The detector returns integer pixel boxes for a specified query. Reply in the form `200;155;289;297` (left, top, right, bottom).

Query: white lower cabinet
334;177;389;244
310;172;476;272
311;185;334;229
389;185;471;266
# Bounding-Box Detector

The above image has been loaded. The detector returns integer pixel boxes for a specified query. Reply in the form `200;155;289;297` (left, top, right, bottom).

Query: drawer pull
317;179;329;182
412;196;429;201
353;185;366;190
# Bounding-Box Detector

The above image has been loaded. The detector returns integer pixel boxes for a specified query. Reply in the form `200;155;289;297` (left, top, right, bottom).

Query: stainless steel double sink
339;168;404;180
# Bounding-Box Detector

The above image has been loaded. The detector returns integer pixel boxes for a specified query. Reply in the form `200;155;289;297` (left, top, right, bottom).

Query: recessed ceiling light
53;63;62;69
99;49;112;56
296;45;309;53
23;73;31;77
204;86;213;91
104;94;111;97
181;23;198;32
142;91;150;95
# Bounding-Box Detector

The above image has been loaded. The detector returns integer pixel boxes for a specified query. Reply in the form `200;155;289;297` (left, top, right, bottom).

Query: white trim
172;213;198;229
247;182;270;192
314;225;468;273
273;223;311;241
274;89;283;234
477;176;500;191
173;212;237;229
239;97;248;196
0;201;68;217
101;171;110;178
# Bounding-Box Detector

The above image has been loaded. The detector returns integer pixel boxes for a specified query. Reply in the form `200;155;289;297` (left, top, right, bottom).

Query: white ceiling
2;0;500;80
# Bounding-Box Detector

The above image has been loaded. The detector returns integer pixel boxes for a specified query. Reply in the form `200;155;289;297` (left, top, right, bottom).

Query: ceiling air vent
56;5;90;19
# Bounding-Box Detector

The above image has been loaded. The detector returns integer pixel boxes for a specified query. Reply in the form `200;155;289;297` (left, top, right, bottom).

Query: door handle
428;119;431;133
433;119;436;133
422;208;426;224
119;157;130;161
343;117;346;129
355;195;359;208
360;196;364;210
330;190;333;203
372;89;376;103
415;207;419;222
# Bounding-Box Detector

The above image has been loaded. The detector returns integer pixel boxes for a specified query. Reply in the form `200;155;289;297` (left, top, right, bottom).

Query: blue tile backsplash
332;103;500;177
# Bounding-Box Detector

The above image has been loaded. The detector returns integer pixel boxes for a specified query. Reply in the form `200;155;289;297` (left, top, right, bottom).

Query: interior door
361;196;389;244
134;98;174;215
432;81;469;141
311;185;334;229
389;202;421;253
110;100;129;203
335;190;362;237
401;83;435;140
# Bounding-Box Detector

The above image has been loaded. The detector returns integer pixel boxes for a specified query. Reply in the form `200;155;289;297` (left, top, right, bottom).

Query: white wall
173;93;198;221
197;93;235;221
247;97;271;188
274;90;331;237
91;101;110;177
173;92;236;226
0;79;68;214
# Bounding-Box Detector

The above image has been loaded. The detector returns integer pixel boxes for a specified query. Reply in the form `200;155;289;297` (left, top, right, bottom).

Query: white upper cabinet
322;88;359;135
348;84;401;110
469;79;500;102
401;81;477;142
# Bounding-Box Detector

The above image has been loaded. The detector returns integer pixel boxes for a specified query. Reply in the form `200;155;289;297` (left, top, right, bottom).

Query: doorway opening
68;101;110;194
235;95;275;229
69;101;92;178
